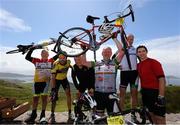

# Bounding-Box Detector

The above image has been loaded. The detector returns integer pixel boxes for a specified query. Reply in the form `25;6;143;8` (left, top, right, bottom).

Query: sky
0;0;180;79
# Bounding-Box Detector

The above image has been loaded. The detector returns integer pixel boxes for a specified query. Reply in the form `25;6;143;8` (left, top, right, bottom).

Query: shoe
48;113;56;124
24;113;37;124
40;117;48;124
67;113;74;123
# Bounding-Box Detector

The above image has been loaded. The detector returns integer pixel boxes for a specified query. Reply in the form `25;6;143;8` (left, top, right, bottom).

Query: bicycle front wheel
57;27;92;57
6;49;20;54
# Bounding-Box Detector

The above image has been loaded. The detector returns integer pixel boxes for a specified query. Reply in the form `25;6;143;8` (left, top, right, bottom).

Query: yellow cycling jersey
51;60;71;80
32;58;54;83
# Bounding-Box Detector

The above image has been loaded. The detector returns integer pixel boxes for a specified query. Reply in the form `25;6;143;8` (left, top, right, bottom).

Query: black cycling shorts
141;88;166;117
54;78;70;101
55;78;70;91
120;70;138;89
33;82;48;96
94;91;114;114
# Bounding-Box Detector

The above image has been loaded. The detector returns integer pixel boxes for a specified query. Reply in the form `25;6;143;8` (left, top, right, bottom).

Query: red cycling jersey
137;58;165;89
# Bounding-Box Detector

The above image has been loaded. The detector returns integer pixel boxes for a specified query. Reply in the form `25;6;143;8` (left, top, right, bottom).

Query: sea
0;76;34;83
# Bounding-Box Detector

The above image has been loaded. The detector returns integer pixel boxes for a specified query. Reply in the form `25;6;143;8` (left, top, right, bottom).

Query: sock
40;110;45;118
68;110;71;114
131;109;136;116
32;109;37;115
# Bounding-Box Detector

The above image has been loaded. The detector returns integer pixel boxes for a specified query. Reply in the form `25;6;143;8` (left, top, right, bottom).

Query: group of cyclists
24;32;166;124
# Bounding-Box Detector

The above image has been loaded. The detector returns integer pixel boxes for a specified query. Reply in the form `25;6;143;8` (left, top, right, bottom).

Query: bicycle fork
90;34;99;62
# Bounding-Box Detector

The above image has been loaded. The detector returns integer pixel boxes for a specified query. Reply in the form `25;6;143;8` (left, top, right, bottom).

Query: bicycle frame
87;24;124;51
68;22;128;63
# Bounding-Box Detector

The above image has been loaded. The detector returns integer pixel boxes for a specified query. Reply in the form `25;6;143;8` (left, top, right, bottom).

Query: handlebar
104;4;135;23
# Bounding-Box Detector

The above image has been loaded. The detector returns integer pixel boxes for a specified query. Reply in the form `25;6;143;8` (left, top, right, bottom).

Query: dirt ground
1;111;180;124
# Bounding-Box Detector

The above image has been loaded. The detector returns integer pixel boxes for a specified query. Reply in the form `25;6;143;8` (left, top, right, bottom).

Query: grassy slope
0;80;180;113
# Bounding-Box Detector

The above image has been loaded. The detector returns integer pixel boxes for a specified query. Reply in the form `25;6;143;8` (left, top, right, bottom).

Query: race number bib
107;115;124;125
38;69;51;77
36;62;52;81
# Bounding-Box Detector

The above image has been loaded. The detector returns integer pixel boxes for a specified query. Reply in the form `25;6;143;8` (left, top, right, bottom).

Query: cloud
118;0;153;10
0;8;31;32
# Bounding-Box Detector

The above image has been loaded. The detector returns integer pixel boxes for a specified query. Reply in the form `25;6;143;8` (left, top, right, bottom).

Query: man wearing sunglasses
49;53;73;123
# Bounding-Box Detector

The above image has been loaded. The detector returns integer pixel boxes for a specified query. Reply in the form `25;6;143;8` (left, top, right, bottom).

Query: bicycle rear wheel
132;107;153;124
6;49;20;54
57;27;92;57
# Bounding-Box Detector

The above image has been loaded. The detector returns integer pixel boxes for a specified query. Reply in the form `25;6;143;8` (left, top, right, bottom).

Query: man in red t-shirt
136;45;166;124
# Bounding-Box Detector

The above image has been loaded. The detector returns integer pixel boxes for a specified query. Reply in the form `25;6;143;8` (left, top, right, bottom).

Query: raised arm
25;48;34;62
52;54;59;61
81;53;94;68
112;35;124;63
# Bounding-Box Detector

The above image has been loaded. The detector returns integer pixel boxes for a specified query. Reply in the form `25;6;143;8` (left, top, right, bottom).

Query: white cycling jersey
94;60;118;93
120;46;137;71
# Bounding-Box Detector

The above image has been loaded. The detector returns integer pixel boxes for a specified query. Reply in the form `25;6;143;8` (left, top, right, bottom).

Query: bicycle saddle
86;15;100;24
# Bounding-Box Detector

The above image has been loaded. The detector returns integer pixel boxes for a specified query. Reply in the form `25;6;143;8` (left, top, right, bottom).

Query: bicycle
73;90;97;125
55;4;134;69
73;91;153;125
6;38;58;55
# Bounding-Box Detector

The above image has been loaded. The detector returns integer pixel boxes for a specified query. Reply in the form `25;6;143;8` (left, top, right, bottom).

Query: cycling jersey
93;59;119;93
32;58;54;82
120;46;137;71
25;49;58;83
137;58;165;89
72;64;95;92
51;60;71;80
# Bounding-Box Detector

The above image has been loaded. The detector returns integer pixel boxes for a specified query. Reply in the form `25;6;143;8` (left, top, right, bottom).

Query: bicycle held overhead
55;4;134;66
6;38;58;55
6;4;134;69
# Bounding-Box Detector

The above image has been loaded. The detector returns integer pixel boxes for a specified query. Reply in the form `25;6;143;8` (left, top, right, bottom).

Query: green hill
0;79;180;113
0;79;77;112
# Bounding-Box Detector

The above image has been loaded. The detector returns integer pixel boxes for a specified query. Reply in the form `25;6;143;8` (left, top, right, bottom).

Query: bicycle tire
144;108;153;124
6;49;21;54
132;107;153;124
57;27;92;57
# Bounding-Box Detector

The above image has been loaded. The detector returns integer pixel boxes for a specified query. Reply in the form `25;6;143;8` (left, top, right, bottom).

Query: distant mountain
0;72;33;83
166;75;180;86
0;72;33;77
166;75;180;79
0;72;179;86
